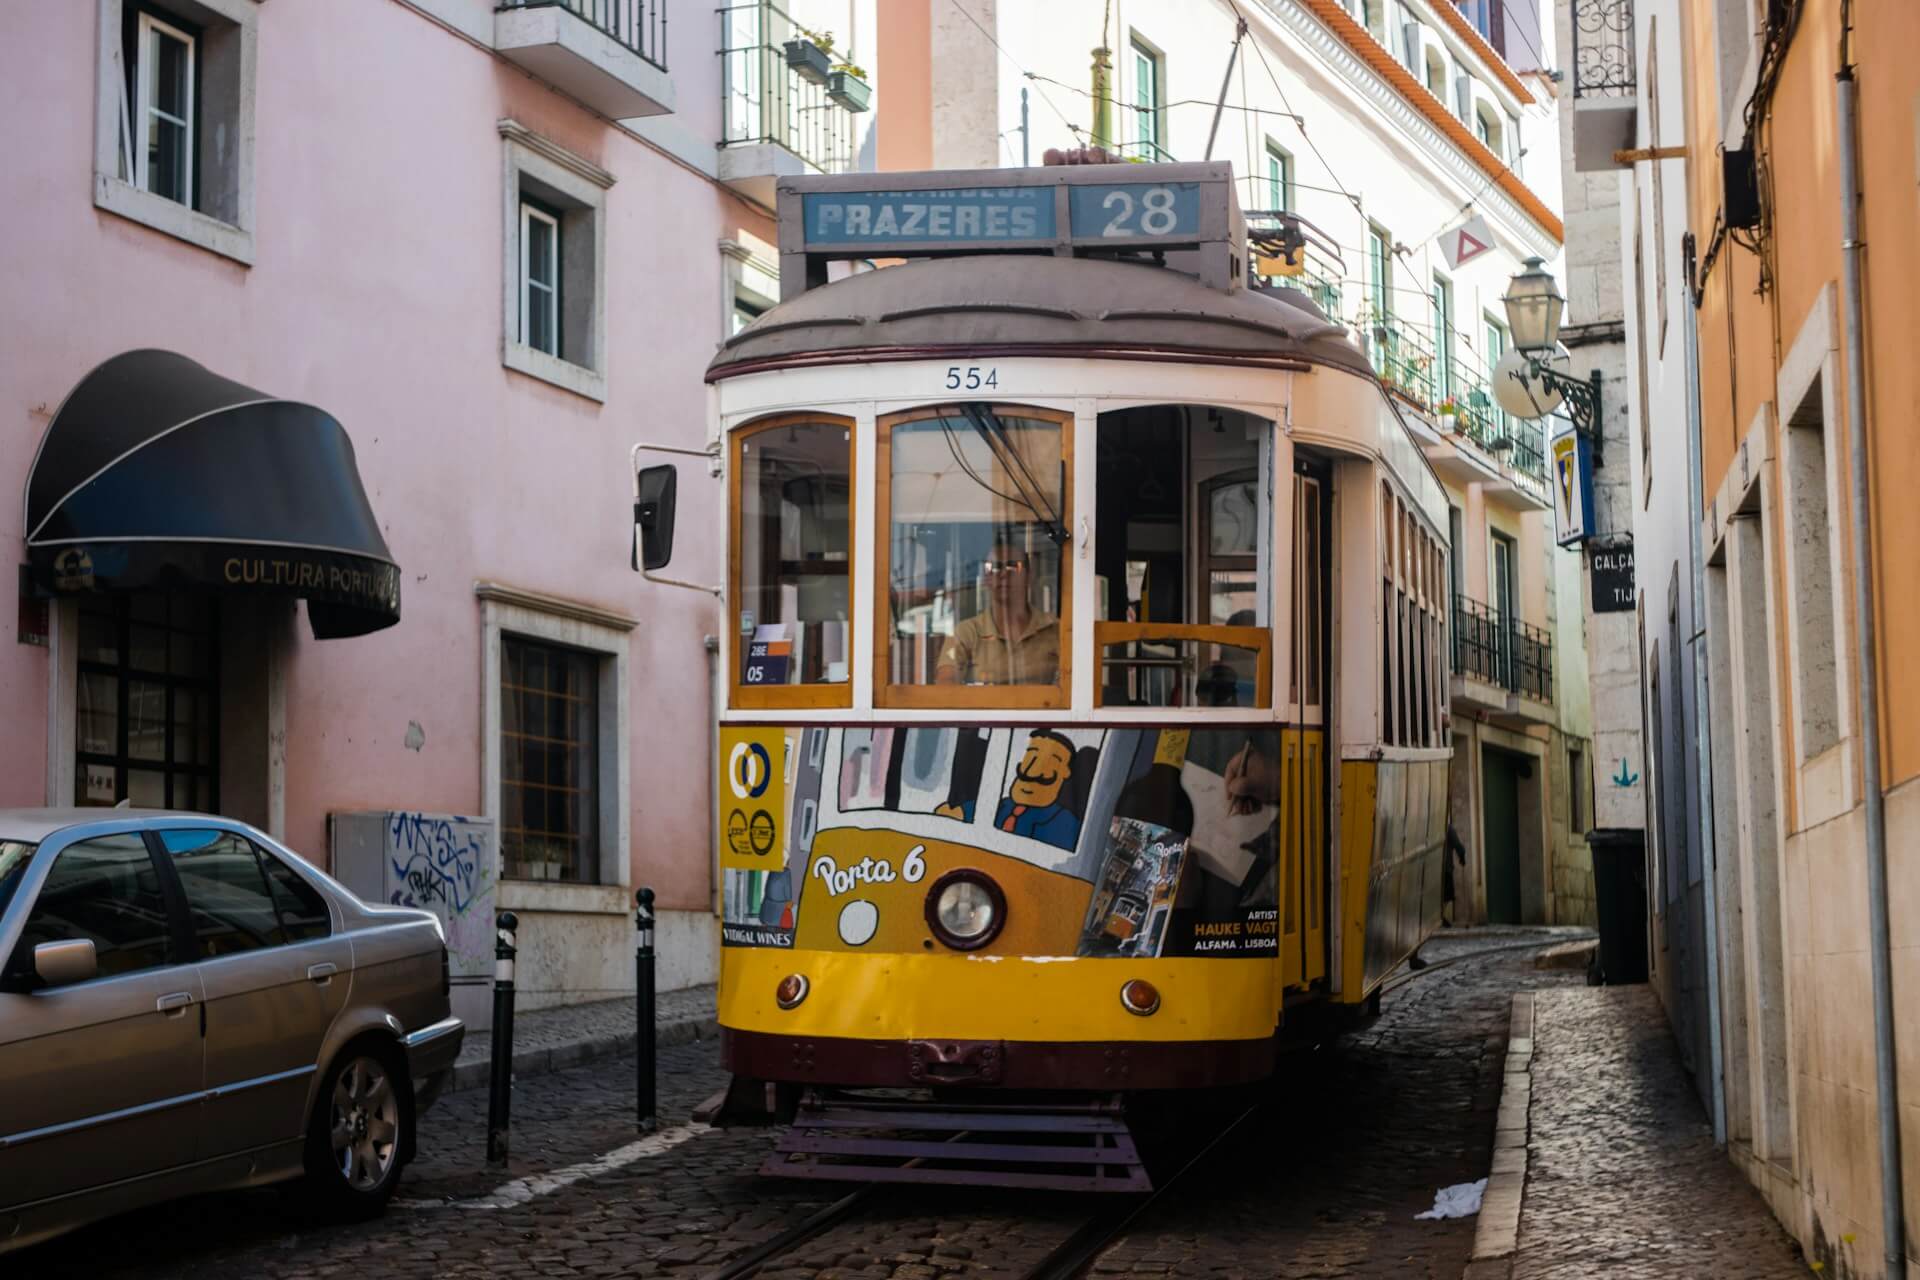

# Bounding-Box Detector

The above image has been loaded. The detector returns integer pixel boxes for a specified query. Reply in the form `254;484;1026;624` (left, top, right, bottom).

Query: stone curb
1470;990;1534;1273
1532;939;1598;971
444;1014;721;1095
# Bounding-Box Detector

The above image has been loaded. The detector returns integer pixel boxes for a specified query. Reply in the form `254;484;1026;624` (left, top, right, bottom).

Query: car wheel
304;1042;412;1217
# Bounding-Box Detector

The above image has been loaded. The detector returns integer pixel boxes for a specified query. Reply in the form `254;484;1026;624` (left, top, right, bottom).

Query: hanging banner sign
1437;213;1497;270
1551;427;1595;547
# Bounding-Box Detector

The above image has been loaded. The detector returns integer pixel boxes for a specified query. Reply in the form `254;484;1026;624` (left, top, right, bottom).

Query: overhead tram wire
1229;0;1366;214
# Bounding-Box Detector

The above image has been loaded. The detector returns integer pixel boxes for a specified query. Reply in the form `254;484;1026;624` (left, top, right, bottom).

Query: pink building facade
0;0;865;1004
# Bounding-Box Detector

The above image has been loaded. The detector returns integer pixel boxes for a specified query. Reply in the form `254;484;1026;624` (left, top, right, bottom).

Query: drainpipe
1837;63;1903;1274
1681;235;1727;1147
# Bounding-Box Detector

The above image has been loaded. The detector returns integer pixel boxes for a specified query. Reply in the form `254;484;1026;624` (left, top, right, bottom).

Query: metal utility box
331;811;499;1032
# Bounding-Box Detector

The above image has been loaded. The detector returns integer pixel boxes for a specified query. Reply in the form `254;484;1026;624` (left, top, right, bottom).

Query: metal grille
1572;0;1635;97
499;0;668;71
501;636;600;882
1452;594;1554;704
719;0;857;173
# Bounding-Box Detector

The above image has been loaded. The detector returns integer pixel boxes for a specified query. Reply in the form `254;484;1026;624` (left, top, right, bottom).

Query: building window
1432;273;1455;398
500;636;600;883
480;585;631;892
128;9;195;206
1265;143;1293;211
74;593;218;812
500;120;614;402
1783;374;1845;766
1484;313;1510;431
1475;105;1502;154
731;296;767;336
1425;47;1448;98
1368;224;1393;320
95;0;257;263
520;201;561;358
1131;36;1164;159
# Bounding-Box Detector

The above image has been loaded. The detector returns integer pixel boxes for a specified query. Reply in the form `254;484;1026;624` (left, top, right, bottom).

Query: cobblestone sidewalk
1501;985;1807;1279
447;983;718;1093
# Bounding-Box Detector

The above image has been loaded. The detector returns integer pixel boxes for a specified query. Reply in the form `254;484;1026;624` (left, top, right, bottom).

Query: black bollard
487;910;519;1165
636;886;656;1132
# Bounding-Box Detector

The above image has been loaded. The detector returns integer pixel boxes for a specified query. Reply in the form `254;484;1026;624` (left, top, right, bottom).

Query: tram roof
704;254;1378;384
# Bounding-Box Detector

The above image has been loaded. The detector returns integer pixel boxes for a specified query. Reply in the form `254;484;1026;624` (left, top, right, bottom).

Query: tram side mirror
633;466;678;572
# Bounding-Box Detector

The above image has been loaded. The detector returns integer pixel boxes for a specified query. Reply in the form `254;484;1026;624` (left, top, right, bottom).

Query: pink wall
0;0;767;913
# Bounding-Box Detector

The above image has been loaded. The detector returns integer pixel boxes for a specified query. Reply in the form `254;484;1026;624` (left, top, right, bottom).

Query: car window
161;829;286;958
17;835;172;979
0;841;37;918
259;849;331;941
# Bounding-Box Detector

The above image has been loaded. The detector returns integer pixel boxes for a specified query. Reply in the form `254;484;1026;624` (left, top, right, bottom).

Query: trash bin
1586;828;1648;985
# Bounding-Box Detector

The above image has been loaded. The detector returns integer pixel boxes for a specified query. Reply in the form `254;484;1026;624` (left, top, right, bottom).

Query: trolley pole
635;886;657;1132
487;910;518;1165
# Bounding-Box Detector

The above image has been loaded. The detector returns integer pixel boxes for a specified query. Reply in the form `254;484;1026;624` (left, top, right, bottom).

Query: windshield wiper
956;402;1070;546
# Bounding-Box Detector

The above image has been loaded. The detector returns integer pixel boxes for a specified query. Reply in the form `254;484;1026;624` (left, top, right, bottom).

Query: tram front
635;162;1453;1188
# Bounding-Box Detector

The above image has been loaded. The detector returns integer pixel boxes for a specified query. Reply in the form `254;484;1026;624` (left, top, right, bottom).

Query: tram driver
934;536;1059;686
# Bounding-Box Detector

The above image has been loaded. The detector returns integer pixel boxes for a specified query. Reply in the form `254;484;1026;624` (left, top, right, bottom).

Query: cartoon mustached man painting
939;730;1081;852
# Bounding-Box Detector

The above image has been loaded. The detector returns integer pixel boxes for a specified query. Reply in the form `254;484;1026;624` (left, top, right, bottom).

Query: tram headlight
923;870;1007;951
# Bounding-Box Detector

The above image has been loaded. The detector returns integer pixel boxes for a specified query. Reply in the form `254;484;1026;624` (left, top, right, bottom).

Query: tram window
732;414;853;704
1093;406;1272;708
879;405;1070;707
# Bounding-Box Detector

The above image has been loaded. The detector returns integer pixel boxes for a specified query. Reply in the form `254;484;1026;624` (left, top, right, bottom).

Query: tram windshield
882;406;1068;699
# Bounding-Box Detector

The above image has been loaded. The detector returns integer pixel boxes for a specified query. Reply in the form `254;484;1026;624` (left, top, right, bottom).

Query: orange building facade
1598;0;1920;1271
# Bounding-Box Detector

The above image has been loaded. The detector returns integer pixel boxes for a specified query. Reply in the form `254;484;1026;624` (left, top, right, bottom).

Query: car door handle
307;963;338;985
155;991;195;1015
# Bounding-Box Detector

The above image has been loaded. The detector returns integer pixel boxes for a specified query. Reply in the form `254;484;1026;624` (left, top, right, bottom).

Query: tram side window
880;405;1069;705
734;415;853;699
1379;481;1446;748
1094;405;1271;708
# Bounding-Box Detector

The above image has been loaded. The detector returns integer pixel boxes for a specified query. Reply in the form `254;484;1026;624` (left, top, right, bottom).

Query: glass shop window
732;414;854;707
1094;405;1272;708
879;405;1070;708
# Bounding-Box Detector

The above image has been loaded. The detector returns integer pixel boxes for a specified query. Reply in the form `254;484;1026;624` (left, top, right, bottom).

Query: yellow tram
637;162;1451;1187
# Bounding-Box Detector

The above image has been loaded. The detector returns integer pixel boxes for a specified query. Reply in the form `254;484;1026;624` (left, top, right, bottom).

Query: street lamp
1501;256;1565;354
1498;258;1603;451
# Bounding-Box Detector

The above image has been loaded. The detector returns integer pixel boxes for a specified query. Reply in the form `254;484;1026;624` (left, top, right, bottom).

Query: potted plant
784;28;833;85
828;61;872;111
1436;395;1460;429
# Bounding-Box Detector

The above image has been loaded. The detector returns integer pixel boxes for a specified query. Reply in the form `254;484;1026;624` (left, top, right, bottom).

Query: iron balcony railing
1452;593;1554;704
719;0;856;174
1353;310;1548;482
500;0;667;70
1572;0;1635;97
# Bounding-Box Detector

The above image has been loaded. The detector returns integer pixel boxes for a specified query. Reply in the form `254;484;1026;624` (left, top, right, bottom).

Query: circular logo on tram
727;741;773;800
724;808;751;858
748;810;776;857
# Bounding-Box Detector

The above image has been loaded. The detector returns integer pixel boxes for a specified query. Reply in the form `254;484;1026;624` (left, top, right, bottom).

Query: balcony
1453;594;1554;722
1351;309;1548;502
718;0;861;206
495;0;674;119
1571;0;1636;170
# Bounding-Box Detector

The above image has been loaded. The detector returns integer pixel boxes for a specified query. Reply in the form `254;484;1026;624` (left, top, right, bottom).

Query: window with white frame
500;121;613;402
1475;105;1503;155
519;200;561;358
95;0;257;263
1131;36;1164;160
1265;142;1293;212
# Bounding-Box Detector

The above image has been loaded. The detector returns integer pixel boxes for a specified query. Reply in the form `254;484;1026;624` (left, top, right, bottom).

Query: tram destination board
778;161;1242;296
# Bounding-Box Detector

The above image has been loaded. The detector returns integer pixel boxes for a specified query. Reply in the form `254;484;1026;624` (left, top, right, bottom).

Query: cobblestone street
13;931;1806;1279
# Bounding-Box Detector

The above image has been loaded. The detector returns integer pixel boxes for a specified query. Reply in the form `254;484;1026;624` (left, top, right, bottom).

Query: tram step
761;1089;1152;1192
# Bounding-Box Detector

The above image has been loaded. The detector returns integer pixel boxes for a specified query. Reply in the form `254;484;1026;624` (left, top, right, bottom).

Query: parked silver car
0;810;463;1252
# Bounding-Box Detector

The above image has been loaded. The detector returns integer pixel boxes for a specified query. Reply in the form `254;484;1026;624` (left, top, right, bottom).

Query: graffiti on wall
385;811;496;979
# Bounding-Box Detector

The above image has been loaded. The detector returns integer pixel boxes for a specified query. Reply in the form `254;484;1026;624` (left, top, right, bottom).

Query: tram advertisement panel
718;725;1290;957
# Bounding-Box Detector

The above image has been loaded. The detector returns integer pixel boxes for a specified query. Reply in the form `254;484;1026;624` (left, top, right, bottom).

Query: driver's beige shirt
938;610;1059;685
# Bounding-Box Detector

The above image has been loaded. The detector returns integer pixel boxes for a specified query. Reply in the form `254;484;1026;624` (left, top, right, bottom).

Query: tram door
1282;461;1331;988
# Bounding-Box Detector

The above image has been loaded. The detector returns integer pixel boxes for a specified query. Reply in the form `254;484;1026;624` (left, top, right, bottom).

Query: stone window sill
504;341;607;403
95;174;254;266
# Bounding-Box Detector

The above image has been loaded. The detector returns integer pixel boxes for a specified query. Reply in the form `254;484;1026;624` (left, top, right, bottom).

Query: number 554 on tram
635;162;1452;1188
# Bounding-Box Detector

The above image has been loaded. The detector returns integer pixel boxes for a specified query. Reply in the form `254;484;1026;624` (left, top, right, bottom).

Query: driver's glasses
984;559;1028;576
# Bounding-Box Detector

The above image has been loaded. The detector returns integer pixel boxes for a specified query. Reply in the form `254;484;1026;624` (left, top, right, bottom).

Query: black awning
24;350;400;639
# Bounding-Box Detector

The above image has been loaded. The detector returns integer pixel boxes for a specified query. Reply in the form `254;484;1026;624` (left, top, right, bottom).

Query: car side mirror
33;938;97;987
633;465;678;572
